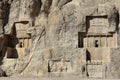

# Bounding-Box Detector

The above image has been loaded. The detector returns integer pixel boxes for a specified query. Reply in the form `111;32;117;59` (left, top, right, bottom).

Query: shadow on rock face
0;68;7;77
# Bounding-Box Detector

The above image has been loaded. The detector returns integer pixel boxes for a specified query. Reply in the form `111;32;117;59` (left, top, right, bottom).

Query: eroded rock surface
0;0;119;79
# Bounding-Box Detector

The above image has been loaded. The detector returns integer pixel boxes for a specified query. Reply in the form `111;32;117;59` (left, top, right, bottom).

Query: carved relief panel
87;64;102;78
48;59;72;73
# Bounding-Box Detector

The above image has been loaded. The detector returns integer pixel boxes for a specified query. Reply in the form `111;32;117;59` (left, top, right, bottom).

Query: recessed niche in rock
1;21;32;59
6;48;18;58
78;15;117;48
5;36;17;48
15;21;32;49
78;15;118;78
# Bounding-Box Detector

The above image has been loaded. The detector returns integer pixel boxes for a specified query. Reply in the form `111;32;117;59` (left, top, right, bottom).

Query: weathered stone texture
106;47;120;78
0;0;119;79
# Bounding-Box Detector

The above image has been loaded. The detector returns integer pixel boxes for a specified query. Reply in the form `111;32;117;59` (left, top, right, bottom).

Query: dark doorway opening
95;40;99;47
78;32;85;48
7;48;18;58
86;50;91;62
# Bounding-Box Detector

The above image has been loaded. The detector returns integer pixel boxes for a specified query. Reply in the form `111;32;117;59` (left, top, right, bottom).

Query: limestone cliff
0;0;119;79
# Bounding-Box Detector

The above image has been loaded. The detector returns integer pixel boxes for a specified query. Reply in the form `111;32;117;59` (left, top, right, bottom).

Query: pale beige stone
0;0;119;79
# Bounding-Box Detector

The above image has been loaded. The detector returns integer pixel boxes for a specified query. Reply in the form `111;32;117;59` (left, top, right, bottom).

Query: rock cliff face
0;0;120;79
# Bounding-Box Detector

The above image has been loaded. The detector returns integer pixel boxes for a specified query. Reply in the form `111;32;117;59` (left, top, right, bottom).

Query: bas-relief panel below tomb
87;64;102;78
48;59;72;73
